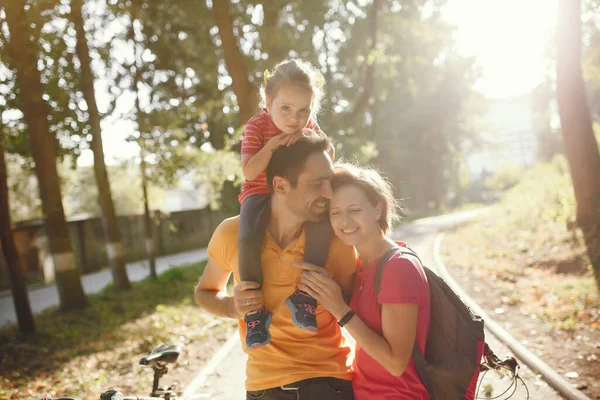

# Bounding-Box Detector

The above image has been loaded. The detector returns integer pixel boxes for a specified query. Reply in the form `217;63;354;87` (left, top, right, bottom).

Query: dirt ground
0;262;238;400
443;243;600;399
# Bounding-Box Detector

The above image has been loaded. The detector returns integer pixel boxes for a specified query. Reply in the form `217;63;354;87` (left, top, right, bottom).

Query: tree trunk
0;126;35;333
261;6;286;63
4;2;88;310
556;0;600;286
71;0;131;290
347;0;380;131
130;12;157;279
212;0;258;127
139;146;157;280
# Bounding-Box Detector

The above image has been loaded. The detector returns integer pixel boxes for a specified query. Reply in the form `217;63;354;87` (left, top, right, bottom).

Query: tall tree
3;2;88;310
0;120;35;333
212;0;259;129
70;0;131;290
556;0;600;286
130;4;156;279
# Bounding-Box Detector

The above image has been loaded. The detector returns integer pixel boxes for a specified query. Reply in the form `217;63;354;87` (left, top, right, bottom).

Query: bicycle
42;343;182;400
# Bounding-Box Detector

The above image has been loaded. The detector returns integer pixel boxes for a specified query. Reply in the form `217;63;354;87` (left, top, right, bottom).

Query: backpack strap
373;245;435;400
412;345;435;400
373;245;421;297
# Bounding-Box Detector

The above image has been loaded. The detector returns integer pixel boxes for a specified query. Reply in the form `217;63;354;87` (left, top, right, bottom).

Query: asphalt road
0;249;209;327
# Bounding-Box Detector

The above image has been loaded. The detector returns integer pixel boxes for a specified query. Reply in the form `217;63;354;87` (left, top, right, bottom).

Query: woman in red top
295;162;431;399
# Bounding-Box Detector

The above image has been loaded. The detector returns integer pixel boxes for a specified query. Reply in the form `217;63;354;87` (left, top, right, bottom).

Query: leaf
484;383;493;395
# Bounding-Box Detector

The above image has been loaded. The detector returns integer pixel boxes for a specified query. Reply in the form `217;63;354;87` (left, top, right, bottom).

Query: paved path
184;209;563;399
0;249;208;327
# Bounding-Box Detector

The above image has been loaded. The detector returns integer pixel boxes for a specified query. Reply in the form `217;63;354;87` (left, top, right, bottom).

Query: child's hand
284;130;305;146
327;142;335;160
299;128;335;159
301;127;321;139
285;127;320;147
266;133;290;152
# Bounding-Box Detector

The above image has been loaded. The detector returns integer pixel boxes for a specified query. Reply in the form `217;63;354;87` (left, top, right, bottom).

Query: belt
280;377;346;391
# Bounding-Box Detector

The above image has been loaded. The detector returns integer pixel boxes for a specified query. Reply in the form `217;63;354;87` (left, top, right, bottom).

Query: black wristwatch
338;309;356;327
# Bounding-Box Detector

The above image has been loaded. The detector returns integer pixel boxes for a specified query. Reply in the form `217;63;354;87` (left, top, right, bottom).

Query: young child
238;59;333;349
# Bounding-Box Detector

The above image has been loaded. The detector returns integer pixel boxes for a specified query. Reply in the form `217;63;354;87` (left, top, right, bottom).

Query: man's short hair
266;135;333;192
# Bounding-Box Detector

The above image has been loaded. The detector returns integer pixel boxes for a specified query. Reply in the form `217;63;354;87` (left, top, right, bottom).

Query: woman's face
329;184;382;247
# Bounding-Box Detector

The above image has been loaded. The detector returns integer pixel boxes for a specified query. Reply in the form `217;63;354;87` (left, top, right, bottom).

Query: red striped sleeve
241;115;266;155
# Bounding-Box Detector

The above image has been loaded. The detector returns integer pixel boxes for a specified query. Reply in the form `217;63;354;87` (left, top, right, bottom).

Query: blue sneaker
285;290;317;333
244;307;272;349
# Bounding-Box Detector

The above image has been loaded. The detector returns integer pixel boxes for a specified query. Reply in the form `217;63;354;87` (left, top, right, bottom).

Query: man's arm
338;272;355;303
194;257;235;318
194;257;264;319
328;239;358;303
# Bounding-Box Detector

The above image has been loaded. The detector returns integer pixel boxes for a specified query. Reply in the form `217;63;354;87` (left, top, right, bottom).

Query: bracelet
338;309;355;327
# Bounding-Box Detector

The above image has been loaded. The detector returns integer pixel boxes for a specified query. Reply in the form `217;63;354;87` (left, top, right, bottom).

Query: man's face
285;151;334;222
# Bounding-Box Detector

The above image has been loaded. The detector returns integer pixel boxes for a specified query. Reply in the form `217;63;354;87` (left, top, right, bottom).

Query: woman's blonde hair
331;162;403;235
260;59;324;121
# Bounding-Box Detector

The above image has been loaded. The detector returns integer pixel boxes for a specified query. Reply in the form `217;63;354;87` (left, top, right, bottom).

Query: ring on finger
246;298;251;306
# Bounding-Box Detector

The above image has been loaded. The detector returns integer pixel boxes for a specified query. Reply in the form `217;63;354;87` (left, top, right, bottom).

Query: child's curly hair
260;59;325;121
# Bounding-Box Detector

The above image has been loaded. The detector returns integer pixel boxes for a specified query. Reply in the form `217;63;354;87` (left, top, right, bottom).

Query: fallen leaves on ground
0;263;236;400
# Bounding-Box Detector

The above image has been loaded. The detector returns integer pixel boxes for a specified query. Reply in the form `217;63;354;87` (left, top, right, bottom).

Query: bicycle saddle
139;344;181;367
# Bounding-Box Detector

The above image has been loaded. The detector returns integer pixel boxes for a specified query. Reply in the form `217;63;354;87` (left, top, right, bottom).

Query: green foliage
58;158;166;217
0;1;88;161
493;155;576;229
2;0;482;218
5;153;42;221
583;0;600;122
327;1;481;211
484;163;526;192
158;266;185;282
189;148;242;210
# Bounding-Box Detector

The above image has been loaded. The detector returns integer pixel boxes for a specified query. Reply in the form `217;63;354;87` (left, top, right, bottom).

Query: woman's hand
293;262;351;320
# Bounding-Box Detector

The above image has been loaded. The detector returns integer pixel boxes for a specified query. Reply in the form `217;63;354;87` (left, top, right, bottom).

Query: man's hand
231;281;265;319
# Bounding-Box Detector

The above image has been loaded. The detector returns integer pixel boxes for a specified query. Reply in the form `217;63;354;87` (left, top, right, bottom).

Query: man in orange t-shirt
195;135;358;399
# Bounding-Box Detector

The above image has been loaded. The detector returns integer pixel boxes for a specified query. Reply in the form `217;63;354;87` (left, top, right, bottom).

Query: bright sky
76;0;559;166
443;0;558;99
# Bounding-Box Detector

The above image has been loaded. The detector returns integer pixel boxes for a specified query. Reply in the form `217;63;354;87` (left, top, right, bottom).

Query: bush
484;163;526;192
493;155;576;229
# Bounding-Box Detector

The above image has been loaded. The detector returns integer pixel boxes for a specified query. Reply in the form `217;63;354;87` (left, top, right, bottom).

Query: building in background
467;93;539;181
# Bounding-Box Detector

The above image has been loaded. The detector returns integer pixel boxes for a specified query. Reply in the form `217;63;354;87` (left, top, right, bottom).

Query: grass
0;261;236;400
443;155;599;332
